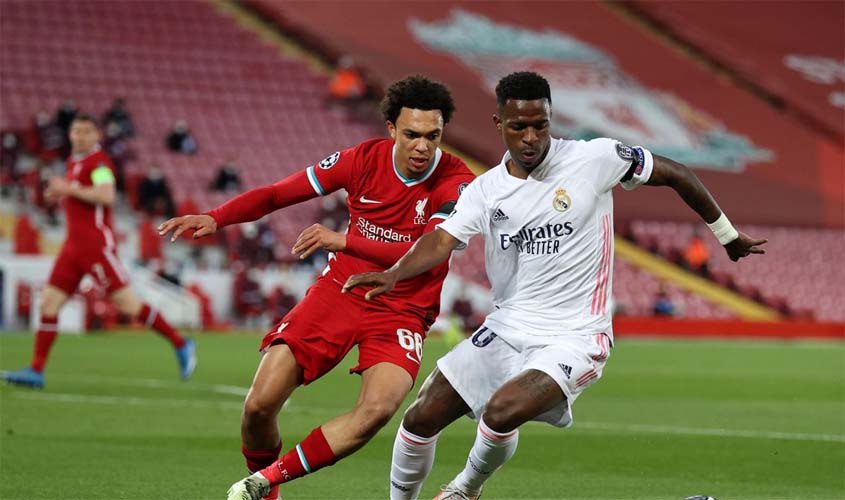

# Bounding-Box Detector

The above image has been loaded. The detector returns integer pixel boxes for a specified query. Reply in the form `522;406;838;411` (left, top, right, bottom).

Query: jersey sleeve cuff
305;166;326;196
621;147;654;191
435;222;469;250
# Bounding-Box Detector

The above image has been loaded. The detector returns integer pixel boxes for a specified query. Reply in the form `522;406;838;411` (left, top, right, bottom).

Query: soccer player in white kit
344;72;767;500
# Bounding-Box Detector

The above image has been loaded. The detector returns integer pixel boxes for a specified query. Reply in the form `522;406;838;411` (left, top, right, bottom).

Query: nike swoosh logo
359;196;383;204
405;352;420;365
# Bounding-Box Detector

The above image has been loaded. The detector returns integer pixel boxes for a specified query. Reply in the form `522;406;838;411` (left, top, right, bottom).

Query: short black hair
71;113;98;126
379;75;455;125
495;71;551;107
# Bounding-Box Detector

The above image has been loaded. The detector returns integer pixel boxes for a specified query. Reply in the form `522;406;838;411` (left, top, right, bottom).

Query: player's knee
39;290;63;317
402;400;441;438
482;396;523;433
241;396;279;429
354;400;397;438
111;294;139;317
39;299;58;317
115;301;136;317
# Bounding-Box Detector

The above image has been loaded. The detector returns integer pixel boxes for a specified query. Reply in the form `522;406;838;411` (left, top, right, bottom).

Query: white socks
390;419;518;499
390;424;439;500
453;418;519;496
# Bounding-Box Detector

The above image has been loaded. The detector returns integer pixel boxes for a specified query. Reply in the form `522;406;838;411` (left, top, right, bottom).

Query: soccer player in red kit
158;75;475;500
3;115;197;389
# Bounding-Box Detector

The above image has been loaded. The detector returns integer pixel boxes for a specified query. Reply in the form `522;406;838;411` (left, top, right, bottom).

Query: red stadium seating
0;0;382;247
630;221;844;322
613;259;733;319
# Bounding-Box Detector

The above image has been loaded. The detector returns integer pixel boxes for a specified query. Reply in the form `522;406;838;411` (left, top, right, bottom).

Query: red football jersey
307;138;474;322
63;145;117;249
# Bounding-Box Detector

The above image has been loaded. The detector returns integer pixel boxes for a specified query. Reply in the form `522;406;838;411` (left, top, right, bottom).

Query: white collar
392;144;443;187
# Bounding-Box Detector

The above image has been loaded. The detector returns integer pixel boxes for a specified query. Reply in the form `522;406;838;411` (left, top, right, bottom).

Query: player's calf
403;368;471;438
481;369;565;433
346;399;397;442
449;418;518;497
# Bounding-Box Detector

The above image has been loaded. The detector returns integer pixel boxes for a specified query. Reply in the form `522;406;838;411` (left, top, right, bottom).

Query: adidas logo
391;481;411;492
492;208;509;222
558;363;572;378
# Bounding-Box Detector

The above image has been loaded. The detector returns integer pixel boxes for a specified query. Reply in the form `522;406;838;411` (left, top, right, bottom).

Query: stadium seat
630;221;844;322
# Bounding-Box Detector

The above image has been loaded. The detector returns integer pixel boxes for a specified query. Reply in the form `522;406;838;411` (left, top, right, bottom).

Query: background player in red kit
3;115;197;389
158;75;474;500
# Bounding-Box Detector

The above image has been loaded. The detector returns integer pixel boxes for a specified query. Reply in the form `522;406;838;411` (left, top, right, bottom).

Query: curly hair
495;71;551;106
379;75;455;124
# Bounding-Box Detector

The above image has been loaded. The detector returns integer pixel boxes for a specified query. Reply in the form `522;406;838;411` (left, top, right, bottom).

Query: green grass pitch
1;331;843;500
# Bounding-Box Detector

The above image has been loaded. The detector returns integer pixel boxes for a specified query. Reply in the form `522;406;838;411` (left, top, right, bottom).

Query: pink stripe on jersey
590;220;605;315
597;216;609;314
591;215;612;315
598;215;613;314
591;333;610;361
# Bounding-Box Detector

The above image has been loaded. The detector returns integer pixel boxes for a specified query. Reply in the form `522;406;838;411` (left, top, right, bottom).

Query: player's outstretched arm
343;228;461;300
646;155;767;262
158;214;218;242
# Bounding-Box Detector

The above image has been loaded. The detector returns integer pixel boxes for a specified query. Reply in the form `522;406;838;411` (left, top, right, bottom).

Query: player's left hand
724;231;767;262
157;214;218;242
292;224;346;260
45;177;71;202
342;271;398;300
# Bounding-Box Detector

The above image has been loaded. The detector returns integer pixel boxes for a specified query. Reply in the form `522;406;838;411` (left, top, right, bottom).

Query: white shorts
436;325;611;428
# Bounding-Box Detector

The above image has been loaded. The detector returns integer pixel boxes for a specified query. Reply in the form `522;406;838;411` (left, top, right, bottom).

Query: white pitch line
11;391;245;410
7;391;306;414
34;372;250;397
576;421;845;443
7;391;843;444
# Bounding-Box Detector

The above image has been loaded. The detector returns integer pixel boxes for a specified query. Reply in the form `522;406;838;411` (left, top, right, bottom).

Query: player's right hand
293;223;346;260
342;271;398;300
44;177;70;203
157;214;218;242
724;231;767;262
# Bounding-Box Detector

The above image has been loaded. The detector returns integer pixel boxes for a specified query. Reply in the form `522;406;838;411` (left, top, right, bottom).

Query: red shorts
47;244;130;295
260;277;430;385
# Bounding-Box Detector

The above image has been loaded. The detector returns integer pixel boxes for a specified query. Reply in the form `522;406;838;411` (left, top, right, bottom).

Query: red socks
30;307;184;372
31;315;58;372
259;427;337;485
138;303;185;348
242;442;283;473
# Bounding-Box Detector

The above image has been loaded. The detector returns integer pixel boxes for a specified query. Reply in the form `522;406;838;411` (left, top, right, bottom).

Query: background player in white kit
344;72;767;500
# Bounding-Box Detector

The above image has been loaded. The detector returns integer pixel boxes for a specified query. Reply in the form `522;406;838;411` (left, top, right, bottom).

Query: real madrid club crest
553;188;571;212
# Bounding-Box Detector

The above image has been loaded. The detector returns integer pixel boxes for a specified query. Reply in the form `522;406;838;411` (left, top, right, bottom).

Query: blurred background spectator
102;98;135;139
209;159;243;193
652;286;677;317
682;231;710;276
165;120;197;155
138;164;175;218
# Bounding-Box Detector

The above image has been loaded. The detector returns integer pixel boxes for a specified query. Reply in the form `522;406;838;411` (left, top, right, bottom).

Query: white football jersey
438;137;653;344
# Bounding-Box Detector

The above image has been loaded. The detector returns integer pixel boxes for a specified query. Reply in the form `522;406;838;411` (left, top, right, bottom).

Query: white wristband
707;213;739;245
